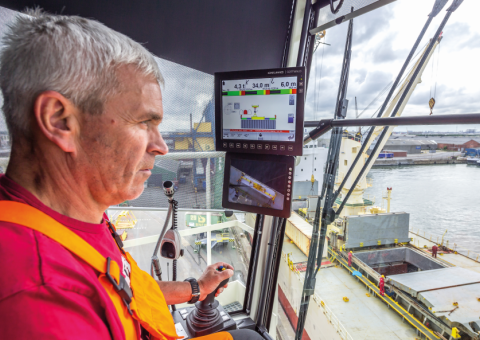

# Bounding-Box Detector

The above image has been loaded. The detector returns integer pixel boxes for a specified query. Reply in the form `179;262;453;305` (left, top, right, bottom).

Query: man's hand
197;262;234;301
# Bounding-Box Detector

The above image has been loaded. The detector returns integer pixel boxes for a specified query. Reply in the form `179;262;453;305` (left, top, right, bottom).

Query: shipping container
285;212;312;257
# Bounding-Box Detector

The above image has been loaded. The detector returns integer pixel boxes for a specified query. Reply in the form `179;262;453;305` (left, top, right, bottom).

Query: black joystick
186;269;230;337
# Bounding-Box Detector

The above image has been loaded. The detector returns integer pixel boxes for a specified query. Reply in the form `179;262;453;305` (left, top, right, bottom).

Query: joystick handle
199;277;229;309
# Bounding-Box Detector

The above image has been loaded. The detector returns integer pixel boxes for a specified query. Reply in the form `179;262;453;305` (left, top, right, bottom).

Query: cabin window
305;157;307;160
352;147;357;153
344;160;348;166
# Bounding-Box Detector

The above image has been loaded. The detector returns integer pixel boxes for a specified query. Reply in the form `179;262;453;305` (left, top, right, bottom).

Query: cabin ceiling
0;0;296;74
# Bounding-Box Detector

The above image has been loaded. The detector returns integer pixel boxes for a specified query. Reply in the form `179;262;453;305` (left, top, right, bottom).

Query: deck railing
312;294;354;340
282;252;354;340
411;228;480;263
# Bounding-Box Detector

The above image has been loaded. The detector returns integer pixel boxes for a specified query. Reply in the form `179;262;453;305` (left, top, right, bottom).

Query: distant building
436;138;480;151
369;138;437;155
383;135;480;152
148;159;180;187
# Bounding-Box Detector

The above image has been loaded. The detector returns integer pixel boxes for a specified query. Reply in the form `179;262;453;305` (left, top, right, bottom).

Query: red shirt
0;174;139;339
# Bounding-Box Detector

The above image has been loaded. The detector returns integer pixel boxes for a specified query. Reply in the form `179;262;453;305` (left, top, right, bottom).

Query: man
0;10;258;340
379;275;385;296
347;251;353;267
432;244;438;258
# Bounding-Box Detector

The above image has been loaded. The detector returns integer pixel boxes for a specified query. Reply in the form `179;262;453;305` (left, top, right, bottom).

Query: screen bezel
222;152;294;218
215;67;305;156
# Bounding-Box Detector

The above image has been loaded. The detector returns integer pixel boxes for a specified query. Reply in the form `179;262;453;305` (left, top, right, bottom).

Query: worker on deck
348;251;353;267
0;10;261;340
379;275;385;296
432;244;438;258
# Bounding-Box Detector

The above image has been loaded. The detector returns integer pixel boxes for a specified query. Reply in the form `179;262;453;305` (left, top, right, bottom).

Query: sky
0;1;479;135
304;0;480;132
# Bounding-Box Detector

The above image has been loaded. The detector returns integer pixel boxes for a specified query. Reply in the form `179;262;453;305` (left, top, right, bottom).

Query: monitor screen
215;67;305;156
222;76;297;142
223;153;294;218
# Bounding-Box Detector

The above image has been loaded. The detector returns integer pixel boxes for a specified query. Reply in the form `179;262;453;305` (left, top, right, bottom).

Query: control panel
215;67;305;156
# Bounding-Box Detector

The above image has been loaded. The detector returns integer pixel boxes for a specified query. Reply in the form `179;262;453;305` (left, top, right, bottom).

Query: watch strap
184;277;200;304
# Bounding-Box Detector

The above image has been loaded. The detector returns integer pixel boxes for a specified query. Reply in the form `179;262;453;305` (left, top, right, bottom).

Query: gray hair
0;9;164;141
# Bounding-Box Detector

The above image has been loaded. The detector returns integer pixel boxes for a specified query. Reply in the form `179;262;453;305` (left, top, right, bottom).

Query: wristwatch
184;277;201;304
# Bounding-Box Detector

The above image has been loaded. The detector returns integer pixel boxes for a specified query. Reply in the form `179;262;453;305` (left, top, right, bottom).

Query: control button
223;142;228;148
250;144;255;149
257;144;262;150
287;189;290;193
299;89;304;93
288;145;294;151
288;180;291;184
288;172;292;175
280;145;285;151
243;143;248;149
236;143;241;148
288;176;291;180
286;197;290;201
287;193;290;197
272;145;278;150
289;167;292;171
229;143;234;148
265;144;270;150
299;81;304;86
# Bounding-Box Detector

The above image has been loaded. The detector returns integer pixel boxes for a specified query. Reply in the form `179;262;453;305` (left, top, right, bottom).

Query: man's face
75;65;168;206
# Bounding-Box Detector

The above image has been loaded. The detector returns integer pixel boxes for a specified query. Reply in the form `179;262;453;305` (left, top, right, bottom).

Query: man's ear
33;91;79;153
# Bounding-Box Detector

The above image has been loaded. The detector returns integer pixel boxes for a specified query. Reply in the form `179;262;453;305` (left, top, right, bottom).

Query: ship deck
282;241;418;340
409;231;480;273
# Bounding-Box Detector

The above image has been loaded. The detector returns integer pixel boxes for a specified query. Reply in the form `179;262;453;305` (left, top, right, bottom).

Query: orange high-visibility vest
0;201;233;340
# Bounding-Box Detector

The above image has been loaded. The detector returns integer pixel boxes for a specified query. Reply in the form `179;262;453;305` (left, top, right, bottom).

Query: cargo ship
273;27;480;339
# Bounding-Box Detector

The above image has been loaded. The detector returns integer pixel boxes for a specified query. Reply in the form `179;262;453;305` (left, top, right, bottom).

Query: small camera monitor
222;153;294;218
215;67;305;156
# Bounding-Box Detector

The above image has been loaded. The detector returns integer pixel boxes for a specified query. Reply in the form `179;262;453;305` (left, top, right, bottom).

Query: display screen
228;159;287;211
221;76;298;142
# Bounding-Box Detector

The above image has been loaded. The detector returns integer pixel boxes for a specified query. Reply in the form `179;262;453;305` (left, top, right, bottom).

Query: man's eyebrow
140;112;163;122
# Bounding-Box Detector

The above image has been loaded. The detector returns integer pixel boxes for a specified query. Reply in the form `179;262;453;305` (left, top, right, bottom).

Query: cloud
354;69;367;85
305;0;480;131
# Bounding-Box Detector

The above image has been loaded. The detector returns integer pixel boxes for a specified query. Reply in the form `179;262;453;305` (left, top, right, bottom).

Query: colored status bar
222;89;297;96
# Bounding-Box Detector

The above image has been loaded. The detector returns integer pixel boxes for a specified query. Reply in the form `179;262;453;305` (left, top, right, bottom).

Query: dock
373;152;464;167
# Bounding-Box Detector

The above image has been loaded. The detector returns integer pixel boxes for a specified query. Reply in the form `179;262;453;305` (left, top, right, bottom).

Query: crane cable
357;41;429;121
357;40;430;136
310;34;327;187
429;43;441;115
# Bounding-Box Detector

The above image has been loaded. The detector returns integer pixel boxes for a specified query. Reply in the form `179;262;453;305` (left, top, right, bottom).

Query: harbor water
365;164;480;254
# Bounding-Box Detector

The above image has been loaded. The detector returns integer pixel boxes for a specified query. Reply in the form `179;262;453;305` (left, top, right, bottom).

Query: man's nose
148;129;169;155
